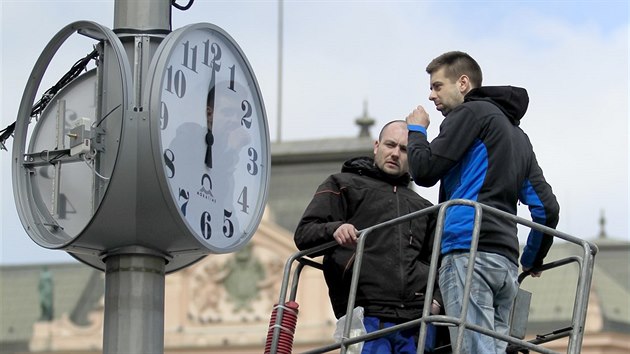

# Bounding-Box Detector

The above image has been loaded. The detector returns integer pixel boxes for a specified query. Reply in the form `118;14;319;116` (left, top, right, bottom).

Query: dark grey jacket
295;157;440;321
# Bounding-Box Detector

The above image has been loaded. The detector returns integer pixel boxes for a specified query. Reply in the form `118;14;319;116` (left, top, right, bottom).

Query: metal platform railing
268;199;598;354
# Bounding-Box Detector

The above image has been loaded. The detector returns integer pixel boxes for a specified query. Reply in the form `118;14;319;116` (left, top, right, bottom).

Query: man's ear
373;140;379;156
458;74;472;94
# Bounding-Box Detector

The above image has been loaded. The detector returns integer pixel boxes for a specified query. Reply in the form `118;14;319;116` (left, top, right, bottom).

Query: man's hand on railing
522;266;542;278
333;223;359;248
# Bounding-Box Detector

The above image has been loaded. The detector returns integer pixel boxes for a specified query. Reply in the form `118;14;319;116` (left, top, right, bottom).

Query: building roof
521;236;630;336
268;135;374;233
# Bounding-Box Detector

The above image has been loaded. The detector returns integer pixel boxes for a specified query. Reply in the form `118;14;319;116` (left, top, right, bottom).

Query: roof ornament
355;100;375;138
598;209;607;239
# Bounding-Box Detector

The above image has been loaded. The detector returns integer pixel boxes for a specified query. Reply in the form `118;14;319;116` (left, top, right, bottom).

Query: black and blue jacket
408;86;560;269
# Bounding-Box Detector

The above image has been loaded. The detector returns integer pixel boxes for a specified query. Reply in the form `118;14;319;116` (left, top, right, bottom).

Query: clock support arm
23;101;106;168
52;100;67;217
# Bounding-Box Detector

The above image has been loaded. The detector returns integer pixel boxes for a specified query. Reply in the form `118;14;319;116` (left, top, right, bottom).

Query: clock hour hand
205;129;214;168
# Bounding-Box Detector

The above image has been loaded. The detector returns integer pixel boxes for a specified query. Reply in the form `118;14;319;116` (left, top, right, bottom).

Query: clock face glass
156;25;269;252
26;71;100;239
24;68;122;242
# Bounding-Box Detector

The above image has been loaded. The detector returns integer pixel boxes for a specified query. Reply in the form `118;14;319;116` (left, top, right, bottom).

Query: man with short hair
295;120;444;353
405;51;560;353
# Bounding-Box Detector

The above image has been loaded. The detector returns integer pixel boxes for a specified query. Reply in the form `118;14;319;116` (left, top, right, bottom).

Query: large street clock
146;22;270;254
12;21;270;272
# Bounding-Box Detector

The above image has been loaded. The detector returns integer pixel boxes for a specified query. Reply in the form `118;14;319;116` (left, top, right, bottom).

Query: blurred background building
1;112;629;354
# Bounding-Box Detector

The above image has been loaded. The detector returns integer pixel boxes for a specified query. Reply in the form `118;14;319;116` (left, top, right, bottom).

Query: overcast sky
1;0;628;266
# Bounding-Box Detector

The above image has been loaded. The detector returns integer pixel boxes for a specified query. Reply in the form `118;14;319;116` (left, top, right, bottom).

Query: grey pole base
103;247;167;354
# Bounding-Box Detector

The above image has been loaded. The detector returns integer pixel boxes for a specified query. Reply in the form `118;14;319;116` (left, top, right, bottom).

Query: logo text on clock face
196;173;216;203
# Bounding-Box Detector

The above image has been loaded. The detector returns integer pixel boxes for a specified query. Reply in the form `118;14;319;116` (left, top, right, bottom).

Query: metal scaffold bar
269;199;598;354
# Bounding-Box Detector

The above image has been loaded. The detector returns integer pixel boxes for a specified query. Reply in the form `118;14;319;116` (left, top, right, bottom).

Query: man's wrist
407;124;427;135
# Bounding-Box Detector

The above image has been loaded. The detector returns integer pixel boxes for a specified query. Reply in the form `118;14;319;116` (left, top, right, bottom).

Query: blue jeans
438;251;518;354
361;316;436;354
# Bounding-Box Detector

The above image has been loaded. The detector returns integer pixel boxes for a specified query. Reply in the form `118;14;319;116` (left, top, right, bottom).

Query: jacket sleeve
407;105;482;187
518;152;560;269
294;175;345;253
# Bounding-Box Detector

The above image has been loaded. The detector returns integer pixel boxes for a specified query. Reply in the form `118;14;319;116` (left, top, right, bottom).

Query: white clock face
26;71;101;240
152;24;269;253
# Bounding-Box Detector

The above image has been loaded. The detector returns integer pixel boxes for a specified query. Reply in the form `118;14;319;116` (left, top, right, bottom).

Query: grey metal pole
114;0;171;32
103;247;167;354
101;2;173;353
276;0;283;143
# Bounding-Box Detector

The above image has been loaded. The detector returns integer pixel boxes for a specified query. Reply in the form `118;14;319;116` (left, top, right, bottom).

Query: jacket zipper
394;185;405;306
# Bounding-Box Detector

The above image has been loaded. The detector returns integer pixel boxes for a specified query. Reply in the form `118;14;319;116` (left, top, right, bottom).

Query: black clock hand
206;84;216;169
205;129;214;168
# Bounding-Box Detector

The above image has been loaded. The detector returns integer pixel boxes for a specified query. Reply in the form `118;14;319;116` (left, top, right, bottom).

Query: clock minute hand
205;84;216;169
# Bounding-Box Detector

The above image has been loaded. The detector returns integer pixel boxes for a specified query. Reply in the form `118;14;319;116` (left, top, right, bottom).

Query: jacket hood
465;86;529;125
341;156;411;186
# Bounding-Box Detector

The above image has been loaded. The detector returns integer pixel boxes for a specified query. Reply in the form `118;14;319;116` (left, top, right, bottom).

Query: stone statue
222;243;265;312
38;266;54;321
